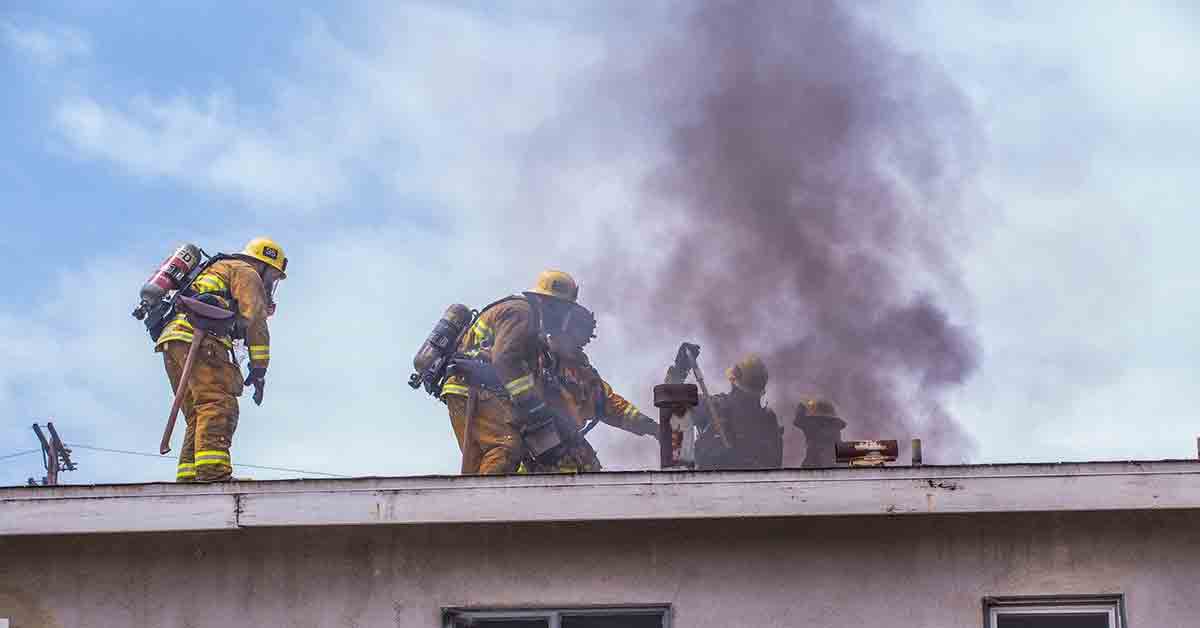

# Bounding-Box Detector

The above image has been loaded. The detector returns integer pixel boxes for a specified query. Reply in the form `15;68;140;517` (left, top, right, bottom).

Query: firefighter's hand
244;368;267;406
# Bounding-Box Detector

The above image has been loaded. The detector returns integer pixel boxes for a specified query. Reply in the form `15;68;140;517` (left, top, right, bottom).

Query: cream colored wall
1;509;1195;627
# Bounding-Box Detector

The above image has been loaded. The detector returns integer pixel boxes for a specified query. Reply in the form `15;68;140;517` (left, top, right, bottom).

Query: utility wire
0;449;41;463
68;444;351;478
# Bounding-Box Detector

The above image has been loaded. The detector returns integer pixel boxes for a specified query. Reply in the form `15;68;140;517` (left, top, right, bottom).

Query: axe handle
690;352;732;450
460;384;480;474
160;330;207;455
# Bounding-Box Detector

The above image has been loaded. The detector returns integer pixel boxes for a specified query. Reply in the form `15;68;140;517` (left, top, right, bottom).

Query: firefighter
441;270;656;474
157;237;286;482
522;346;659;473
693;354;783;470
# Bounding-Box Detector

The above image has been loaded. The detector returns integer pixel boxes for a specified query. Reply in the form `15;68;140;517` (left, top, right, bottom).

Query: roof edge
3;461;1199;536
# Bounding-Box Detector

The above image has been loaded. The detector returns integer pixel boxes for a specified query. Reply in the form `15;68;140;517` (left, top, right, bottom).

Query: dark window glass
561;613;665;628
453;620;548;628
997;613;1110;628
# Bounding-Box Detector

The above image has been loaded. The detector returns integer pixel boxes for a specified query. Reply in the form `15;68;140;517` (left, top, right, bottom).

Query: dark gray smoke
593;1;983;463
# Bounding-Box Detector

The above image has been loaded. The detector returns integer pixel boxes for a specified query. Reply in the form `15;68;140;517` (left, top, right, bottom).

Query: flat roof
3;460;1199;536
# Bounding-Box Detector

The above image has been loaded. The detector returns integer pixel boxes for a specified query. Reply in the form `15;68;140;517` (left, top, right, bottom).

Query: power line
68;443;351;478
0;449;41;463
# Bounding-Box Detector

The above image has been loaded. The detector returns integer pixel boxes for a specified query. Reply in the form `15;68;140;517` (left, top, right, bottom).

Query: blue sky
3;1;1200;485
3;2;343;296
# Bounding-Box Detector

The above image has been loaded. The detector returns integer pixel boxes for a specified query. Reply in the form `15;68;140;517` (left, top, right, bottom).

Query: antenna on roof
28;421;78;486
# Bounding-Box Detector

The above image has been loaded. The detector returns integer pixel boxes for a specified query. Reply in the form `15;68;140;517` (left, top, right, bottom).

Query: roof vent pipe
794;399;846;468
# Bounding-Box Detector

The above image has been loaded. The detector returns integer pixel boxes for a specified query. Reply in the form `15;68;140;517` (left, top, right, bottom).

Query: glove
244;367;267;406
631;413;660;439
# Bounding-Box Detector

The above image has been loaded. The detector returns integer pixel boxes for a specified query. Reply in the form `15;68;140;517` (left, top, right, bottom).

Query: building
2;460;1198;627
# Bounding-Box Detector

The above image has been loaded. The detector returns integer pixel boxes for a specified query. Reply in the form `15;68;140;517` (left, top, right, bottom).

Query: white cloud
50;3;606;218
2;21;90;66
54;94;350;213
882;1;1200;462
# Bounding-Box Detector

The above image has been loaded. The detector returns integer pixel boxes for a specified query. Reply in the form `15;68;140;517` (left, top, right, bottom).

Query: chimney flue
655;383;700;469
794;399;846;468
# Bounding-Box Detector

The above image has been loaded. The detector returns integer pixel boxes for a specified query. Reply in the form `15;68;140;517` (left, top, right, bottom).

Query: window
984;595;1124;628
443;607;669;628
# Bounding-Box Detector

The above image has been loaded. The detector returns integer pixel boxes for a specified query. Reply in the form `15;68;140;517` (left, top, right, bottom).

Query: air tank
412;303;473;374
132;243;202;320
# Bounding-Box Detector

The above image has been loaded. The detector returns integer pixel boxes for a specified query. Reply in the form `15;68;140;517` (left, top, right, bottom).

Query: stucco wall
2;510;1197;627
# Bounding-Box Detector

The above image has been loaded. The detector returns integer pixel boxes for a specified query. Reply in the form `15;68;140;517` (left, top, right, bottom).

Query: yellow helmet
726;354;768;395
242;237;288;278
529;269;579;303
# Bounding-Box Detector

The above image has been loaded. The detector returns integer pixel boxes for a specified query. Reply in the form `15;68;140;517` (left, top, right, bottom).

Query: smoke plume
594;1;983;463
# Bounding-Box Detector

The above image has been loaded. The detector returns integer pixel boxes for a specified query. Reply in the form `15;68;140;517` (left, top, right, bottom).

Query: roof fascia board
2;463;1198;536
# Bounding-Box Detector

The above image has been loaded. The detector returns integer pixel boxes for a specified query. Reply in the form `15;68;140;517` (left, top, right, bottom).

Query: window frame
983;594;1126;628
442;605;671;628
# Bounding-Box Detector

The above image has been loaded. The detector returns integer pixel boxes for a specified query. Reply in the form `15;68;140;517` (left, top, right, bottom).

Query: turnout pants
520;441;602;474
445;393;524;475
162;338;243;482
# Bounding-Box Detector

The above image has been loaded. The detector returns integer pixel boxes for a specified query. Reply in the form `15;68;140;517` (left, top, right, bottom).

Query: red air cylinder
133;243;201;319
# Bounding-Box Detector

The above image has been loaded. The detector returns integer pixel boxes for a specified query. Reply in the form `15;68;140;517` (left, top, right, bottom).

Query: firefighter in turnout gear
693;354;783;470
157;237;287;482
441;270;656;474
521;348;658;473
